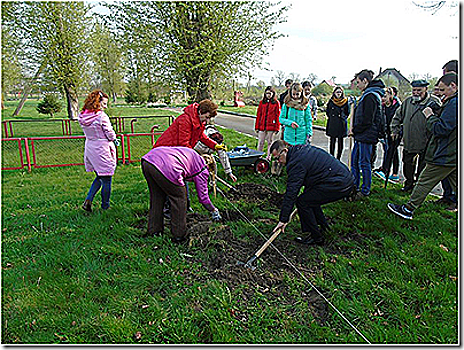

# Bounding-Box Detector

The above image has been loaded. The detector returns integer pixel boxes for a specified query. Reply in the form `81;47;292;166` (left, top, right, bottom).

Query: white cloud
250;0;460;85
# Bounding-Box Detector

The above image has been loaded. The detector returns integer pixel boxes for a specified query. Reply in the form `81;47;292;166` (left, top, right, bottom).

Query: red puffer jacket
154;103;217;150
255;100;281;132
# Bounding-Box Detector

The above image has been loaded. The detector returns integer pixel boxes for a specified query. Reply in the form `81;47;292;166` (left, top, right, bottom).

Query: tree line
1;1;288;118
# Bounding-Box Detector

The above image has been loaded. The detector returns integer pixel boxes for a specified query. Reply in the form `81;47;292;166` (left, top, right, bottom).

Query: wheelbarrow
227;145;270;174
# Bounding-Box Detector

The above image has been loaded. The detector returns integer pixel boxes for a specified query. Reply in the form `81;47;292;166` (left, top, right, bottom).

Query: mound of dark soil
226;183;284;208
184;218;329;324
137;190;330;324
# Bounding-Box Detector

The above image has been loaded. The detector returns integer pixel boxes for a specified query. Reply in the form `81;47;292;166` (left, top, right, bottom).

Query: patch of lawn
1;115;457;344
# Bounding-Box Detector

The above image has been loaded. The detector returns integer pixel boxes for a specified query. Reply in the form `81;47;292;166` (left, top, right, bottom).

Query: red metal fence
2;115;173;138
1;116;173;171
2;131;164;171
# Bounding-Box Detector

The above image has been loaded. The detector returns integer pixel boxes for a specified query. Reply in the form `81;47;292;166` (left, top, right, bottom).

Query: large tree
107;1;287;102
90;22;125;102
12;1;91;119
1;2;24;109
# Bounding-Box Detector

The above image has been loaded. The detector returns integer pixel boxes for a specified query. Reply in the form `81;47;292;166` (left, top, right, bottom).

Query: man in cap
388;73;458;219
390;80;441;192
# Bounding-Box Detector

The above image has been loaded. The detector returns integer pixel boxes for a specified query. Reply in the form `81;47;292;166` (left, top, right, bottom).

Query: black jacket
326;99;350;138
279;90;289;107
353;79;386;144
279;145;354;222
384;100;401;136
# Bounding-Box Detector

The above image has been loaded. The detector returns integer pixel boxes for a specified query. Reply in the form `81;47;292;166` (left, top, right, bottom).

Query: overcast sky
249;0;460;85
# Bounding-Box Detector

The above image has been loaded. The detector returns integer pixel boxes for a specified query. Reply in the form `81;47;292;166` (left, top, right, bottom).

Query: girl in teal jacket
279;82;312;145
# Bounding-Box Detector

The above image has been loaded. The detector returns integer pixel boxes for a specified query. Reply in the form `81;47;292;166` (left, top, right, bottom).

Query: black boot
172;234;190;244
294;233;324;246
82;199;92;212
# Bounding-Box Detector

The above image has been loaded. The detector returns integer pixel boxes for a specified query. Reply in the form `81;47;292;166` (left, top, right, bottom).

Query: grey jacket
390;93;441;153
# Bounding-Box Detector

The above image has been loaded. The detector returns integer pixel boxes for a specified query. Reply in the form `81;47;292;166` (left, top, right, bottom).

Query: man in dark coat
270;140;355;245
350;69;385;198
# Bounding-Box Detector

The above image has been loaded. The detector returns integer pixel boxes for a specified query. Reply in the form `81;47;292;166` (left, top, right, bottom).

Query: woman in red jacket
154;99;225;152
255;86;281;159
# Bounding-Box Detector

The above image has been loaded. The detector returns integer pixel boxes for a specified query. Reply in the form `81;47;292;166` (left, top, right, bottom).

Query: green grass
1;103;458;344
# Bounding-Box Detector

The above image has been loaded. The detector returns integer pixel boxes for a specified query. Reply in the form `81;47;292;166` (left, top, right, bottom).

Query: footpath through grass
1;116;458;344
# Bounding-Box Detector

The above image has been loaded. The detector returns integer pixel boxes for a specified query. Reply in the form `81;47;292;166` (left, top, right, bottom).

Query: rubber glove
215;143;227;152
211;209;222;221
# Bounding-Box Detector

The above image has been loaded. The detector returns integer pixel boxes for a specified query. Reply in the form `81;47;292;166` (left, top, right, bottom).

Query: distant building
349;68;410;91
318;79;337;88
376;68;410;87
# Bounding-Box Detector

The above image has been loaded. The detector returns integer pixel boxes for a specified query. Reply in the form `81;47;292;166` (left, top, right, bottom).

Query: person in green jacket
390;80;442;192
279;82;312;146
388;73;457;219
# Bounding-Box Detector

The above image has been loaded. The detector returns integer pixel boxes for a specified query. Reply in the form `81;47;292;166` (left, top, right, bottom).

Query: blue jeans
351;141;373;196
86;174;112;209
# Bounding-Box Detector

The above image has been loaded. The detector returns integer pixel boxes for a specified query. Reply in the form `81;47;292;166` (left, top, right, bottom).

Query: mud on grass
186;222;329;323
138;183;331;324
225;183;284;208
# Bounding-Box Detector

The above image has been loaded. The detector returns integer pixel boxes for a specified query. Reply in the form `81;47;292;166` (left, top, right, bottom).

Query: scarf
331;97;348;107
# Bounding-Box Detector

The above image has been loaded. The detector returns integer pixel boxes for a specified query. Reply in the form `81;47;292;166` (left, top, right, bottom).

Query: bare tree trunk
195;88;211;102
13;60;47;116
64;84;79;120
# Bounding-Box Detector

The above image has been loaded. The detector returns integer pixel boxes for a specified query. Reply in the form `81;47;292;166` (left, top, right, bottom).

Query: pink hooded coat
142;146;215;211
78;109;117;176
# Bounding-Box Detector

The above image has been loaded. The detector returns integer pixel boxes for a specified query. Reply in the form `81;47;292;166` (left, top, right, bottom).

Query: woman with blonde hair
279;82;312;145
78;90;118;212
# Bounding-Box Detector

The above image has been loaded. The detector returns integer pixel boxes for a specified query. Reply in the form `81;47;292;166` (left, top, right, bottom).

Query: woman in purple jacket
78;90;118;212
141;146;221;243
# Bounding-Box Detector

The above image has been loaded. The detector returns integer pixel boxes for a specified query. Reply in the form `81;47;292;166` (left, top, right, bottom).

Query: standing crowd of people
77;59;458;245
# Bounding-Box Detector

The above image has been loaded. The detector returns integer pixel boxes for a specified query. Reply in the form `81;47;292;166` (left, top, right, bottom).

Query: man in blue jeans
349;69;385;198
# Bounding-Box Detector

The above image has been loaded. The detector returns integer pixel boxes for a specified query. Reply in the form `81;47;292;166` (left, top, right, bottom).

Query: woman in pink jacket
78;90;118;212
141;146;221;243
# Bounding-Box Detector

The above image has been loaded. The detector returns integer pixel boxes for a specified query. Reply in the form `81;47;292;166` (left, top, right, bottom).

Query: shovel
237;208;298;270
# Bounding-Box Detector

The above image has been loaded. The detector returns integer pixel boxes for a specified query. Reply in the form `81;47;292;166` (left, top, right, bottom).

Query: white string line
216;185;372;344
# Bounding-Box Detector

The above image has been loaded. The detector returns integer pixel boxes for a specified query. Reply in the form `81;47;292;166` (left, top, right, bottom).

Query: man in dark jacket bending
270;140;355;245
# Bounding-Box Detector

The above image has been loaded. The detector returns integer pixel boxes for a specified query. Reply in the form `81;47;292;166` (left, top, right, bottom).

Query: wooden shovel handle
254;208;298;258
216;175;235;190
255;226;284;258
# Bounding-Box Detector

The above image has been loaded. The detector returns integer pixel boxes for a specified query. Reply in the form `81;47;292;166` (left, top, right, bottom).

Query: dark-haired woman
255;86;281;159
326;86;350;160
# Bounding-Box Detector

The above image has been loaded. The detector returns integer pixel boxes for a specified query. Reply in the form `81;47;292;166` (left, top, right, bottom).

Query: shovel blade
236;255;257;270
